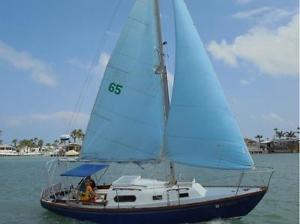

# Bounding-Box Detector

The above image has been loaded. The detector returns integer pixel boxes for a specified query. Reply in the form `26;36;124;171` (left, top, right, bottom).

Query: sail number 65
108;82;123;95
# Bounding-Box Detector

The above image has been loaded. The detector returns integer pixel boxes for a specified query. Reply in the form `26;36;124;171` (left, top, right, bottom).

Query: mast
153;0;176;186
153;0;170;118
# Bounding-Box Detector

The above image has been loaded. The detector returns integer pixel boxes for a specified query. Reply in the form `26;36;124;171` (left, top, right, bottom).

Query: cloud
92;52;110;76
66;58;90;71
4;111;89;128
262;112;284;123
0;40;57;87
207;14;299;77
232;7;296;24
208;41;238;67
234;0;253;5
67;52;110;78
233;7;270;19
261;112;295;128
240;79;250;85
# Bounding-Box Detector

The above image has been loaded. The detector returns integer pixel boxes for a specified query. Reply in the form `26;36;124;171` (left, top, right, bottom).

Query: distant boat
0;144;19;156
64;149;80;157
51;134;81;157
40;1;273;223
0;144;44;156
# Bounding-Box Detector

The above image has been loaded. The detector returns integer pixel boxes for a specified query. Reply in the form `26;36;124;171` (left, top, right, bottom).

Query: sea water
0;154;298;224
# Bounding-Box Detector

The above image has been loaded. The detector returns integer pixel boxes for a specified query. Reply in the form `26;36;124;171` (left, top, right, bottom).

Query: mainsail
81;0;165;162
166;0;254;170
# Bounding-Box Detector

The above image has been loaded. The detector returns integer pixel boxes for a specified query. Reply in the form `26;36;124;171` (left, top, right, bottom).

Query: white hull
0;151;19;156
0;151;43;156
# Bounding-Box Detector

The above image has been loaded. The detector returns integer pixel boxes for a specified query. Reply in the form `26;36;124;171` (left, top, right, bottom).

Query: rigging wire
66;0;123;135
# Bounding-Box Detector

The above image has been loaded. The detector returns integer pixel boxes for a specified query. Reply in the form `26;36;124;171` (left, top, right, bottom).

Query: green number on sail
108;83;116;92
108;82;123;95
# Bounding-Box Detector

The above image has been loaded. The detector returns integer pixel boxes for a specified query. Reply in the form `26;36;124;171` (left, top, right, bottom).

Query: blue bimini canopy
61;164;108;177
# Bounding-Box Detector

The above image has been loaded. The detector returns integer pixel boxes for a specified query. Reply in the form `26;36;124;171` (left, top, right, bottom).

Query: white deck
112;176;167;188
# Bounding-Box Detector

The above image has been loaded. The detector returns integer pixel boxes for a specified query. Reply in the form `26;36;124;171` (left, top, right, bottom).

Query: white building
0;144;18;156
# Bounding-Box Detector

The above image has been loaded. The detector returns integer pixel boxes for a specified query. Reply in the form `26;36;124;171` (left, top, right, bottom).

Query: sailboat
40;0;273;223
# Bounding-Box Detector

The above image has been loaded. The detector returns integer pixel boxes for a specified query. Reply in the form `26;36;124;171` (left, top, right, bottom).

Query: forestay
81;0;165;162
166;0;254;170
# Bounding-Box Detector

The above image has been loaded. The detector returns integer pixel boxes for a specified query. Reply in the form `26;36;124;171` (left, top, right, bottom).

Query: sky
0;0;299;144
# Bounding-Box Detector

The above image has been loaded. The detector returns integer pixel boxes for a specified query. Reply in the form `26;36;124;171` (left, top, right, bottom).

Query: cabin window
114;195;136;203
179;193;189;198
152;195;162;200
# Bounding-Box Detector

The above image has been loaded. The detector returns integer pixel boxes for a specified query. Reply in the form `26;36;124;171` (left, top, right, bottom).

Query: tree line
255;127;299;142
0;129;85;152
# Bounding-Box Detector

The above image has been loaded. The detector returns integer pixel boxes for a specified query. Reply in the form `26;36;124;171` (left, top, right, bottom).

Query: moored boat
0;144;19;156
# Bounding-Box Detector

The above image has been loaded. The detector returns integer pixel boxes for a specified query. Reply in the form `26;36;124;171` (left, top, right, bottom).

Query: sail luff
166;0;254;170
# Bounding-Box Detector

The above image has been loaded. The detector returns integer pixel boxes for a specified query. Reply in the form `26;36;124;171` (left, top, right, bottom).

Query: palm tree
255;135;263;152
284;131;296;138
53;139;59;147
18;139;24;153
0;130;2;145
33;137;39;147
275;131;285;139
12;139;18;147
77;129;85;143
273;128;278;139
27;139;35;152
70;129;85;143
255;135;263;143
71;129;78;143
38;139;44;152
18;139;32;153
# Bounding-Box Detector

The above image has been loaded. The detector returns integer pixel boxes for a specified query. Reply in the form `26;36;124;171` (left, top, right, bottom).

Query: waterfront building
244;138;267;154
0;144;18;156
262;138;299;153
